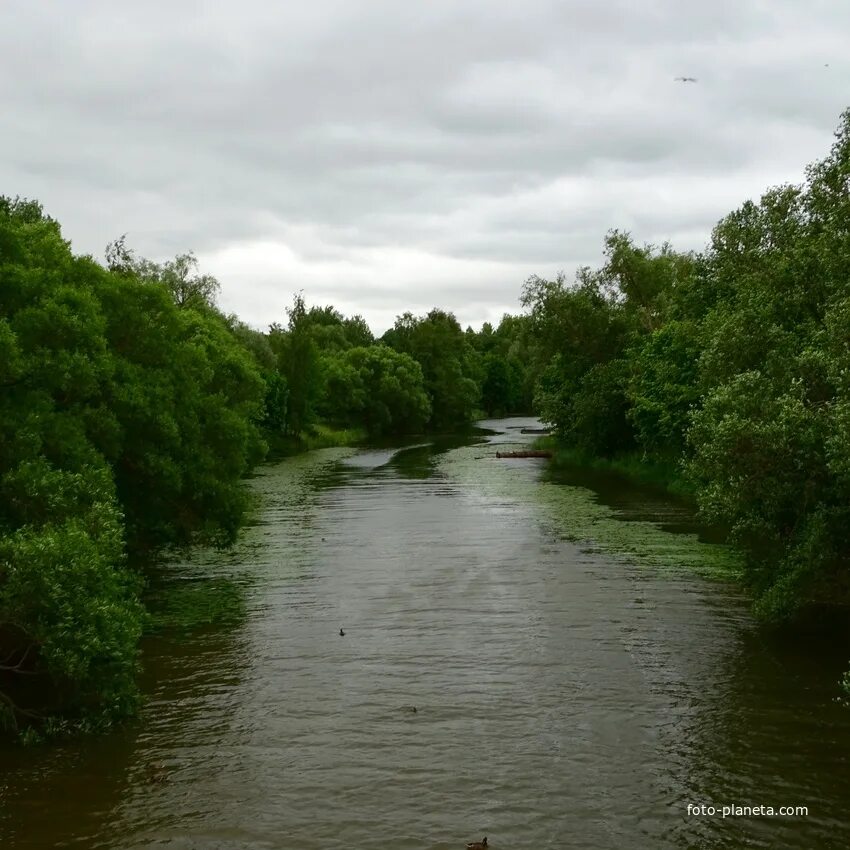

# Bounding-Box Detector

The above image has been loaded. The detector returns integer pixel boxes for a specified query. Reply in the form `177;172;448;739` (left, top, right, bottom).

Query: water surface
2;418;849;849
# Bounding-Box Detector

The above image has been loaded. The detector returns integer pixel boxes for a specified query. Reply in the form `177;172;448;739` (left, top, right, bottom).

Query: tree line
267;296;535;442
0;199;531;736
2;106;849;737
523;109;850;624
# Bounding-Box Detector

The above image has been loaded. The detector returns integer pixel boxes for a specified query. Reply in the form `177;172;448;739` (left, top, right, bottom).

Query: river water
2;418;850;849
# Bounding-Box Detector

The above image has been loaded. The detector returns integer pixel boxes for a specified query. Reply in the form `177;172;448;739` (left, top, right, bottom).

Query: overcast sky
2;1;848;334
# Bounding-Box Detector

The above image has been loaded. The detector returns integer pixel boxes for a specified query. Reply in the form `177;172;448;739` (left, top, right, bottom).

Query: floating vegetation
438;441;743;582
145;574;248;634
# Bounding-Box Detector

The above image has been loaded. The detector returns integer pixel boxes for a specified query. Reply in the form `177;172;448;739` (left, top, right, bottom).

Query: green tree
95;272;267;551
626;321;702;457
324;345;430;436
106;237;221;311
382;309;479;430
481;354;512;416
272;294;324;436
521;270;636;447
0;199;143;732
0;198;268;734
342;314;375;348
684;109;850;619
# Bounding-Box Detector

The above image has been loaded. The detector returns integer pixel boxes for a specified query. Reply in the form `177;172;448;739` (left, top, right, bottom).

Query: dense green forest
525;110;850;625
2;108;850;737
0;200;530;736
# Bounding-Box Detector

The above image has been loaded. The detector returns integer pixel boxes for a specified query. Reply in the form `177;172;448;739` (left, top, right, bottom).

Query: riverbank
535;436;850;632
265;419;505;461
534;436;695;500
265;424;368;458
140;430;365;638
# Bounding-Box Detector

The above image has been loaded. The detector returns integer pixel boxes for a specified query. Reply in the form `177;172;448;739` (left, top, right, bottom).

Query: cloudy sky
2;1;848;334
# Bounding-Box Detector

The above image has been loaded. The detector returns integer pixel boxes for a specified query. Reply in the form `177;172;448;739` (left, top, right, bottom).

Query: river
2;418;850;849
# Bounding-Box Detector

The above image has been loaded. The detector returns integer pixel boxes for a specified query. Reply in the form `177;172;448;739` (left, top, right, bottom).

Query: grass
535;437;695;499
302;424;367;449
264;423;367;458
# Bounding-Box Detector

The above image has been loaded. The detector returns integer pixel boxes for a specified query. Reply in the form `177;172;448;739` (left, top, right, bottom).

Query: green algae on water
438;441;743;582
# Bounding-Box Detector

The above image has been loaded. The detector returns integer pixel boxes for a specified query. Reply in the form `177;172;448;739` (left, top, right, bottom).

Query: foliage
382;309;480;430
94;267;267;551
0;460;144;734
107;238;221;311
626;321;702;457
322;345;431;436
270;294;324;437
523;108;850;624
261;370;289;436
301;424;367;450
0;197;267;736
145;574;246;634
522;268;637;450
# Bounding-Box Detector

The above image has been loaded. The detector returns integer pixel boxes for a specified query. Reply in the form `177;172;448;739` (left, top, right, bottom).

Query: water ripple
3;421;850;850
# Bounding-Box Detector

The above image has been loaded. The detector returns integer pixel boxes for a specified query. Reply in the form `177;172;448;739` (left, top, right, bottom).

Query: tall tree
382;309;479;430
272;294;324;436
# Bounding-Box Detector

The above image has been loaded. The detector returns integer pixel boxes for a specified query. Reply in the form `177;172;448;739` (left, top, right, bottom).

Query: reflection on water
2;420;850;849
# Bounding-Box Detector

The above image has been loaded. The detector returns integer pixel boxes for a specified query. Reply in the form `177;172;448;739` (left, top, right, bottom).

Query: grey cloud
1;0;848;333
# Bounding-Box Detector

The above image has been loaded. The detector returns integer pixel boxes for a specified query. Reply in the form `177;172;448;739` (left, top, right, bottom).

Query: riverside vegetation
2;108;850;737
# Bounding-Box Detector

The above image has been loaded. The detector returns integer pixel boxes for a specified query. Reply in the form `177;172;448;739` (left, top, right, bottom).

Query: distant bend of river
2;418;850;850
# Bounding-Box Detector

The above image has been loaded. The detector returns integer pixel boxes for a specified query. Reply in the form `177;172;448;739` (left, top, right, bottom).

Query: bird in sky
674;76;698;82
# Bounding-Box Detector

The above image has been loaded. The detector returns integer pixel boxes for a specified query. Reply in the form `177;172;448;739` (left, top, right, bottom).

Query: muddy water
2;418;850;849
